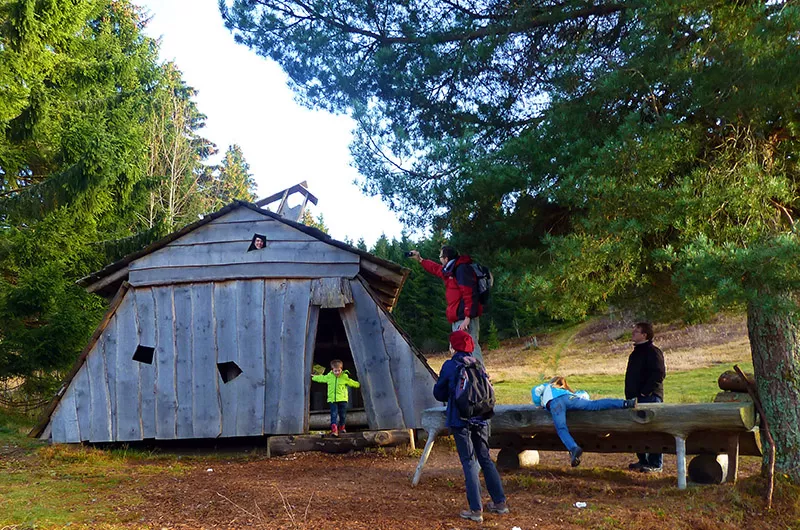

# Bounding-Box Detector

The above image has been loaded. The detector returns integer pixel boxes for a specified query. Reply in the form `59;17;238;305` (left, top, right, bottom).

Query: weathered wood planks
129;262;360;287
130;240;359;269
340;280;405;430
46;269;431;442
114;294;141;441
173;285;194;439
191;283;221;439
173;218;318;246
235;280;266;436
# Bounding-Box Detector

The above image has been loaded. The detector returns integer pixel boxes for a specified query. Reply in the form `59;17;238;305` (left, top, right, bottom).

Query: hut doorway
308;308;366;430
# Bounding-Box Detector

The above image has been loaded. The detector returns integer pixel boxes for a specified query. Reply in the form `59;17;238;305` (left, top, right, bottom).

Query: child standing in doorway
311;359;361;436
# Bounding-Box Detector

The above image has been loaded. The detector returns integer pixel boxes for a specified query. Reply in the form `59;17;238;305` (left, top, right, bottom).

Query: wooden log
268;429;413;456
718;370;754;392
496;447;520;470
308;410;369;430
486;403;756;437
688;454;729;484
488;430;762;457
713;391;754;403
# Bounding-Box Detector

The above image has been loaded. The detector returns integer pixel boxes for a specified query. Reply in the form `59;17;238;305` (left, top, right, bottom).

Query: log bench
411;402;760;489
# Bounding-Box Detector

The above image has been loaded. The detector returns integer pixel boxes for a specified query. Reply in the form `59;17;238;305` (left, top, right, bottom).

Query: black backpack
453;358;496;421
470;263;493;305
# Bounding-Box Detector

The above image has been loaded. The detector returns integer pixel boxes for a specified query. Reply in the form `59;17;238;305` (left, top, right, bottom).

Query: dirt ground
110;440;790;530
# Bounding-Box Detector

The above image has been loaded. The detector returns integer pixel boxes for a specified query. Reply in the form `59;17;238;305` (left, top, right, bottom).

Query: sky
136;0;406;245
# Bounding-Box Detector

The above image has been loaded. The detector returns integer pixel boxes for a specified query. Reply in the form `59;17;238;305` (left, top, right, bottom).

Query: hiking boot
569;446;583;467
459;509;483;522
623;398;636;409
628;461;645;471
486;501;509;515
338;425;346;434
330;424;338;437
640;465;663;473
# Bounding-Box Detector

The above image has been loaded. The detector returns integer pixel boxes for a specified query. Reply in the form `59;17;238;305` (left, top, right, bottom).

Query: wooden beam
267;429;413;456
85;266;129;294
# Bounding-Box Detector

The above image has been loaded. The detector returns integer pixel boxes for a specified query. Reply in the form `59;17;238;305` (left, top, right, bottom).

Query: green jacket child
311;359;360;436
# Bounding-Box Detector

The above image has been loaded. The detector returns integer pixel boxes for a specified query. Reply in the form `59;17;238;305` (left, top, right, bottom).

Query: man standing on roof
408;246;484;363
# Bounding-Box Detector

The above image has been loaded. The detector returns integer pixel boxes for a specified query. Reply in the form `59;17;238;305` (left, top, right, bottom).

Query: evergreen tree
0;0;166;395
222;0;800;479
485;320;500;351
200;144;257;212
300;210;329;233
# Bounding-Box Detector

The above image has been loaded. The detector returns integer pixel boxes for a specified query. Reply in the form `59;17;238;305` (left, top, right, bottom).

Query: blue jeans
451;423;506;511
636;394;663;468
548;394;627;453
330;402;347;427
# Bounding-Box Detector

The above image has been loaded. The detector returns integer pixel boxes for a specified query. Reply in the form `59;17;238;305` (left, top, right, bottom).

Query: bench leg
726;434;739;484
675;435;687;489
412;429;439;486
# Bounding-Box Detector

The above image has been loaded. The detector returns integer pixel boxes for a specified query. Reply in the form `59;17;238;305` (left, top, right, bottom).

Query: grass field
493;363;755;405
2;314;796;529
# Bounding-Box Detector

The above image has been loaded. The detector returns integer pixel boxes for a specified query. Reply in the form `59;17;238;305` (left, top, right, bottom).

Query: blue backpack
454;358;495;420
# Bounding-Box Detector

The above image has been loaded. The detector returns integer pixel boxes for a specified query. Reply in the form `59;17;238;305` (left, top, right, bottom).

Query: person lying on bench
532;377;636;467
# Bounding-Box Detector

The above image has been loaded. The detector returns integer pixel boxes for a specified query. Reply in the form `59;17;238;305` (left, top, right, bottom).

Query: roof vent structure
255;181;319;222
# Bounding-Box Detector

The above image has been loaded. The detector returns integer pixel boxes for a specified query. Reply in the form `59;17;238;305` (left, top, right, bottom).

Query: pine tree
222;0;800;479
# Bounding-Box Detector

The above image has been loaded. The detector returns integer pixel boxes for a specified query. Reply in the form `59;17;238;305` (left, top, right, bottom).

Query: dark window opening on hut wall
309;308;365;429
217;361;243;383
248;234;266;251
132;345;155;364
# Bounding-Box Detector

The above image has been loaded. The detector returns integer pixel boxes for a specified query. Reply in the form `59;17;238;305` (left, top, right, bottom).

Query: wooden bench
412;402;760;489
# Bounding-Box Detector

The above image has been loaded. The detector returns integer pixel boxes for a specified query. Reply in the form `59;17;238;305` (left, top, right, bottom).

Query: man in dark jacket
409;246;484;362
433;330;507;523
625;321;666;472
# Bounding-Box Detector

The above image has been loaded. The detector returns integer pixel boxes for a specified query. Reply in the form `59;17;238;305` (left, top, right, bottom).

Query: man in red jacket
409;246;484;362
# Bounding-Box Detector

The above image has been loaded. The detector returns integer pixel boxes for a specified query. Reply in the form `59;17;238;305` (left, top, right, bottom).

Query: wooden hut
31;196;439;443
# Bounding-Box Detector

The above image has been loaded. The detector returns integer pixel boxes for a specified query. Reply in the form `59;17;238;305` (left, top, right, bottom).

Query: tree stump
688;454;729;484
496;447;521;470
518;450;540;467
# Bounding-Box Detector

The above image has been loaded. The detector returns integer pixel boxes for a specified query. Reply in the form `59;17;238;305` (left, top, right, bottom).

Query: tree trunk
747;296;800;482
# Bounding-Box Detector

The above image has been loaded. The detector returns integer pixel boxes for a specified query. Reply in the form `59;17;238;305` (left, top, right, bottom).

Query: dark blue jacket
433;351;487;429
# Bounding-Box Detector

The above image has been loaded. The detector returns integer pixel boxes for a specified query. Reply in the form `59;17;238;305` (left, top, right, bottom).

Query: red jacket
420;255;483;323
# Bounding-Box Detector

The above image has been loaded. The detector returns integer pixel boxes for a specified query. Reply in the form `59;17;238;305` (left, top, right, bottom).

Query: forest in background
0;0;533;407
0;0;258;401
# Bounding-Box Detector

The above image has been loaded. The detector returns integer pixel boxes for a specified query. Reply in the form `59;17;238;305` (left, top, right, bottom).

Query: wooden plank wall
127;210;360;287
340;280;406;430
48;279;320;443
